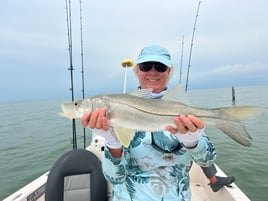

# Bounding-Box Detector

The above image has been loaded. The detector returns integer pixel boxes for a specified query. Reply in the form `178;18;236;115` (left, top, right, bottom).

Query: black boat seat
45;149;107;201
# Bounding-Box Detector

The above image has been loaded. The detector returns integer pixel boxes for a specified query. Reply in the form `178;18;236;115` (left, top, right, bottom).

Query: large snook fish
60;85;264;147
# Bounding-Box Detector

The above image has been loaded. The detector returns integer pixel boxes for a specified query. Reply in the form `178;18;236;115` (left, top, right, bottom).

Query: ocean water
0;85;267;201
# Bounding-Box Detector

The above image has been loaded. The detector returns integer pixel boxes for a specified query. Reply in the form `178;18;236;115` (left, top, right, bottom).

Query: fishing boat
3;135;251;201
3;26;252;201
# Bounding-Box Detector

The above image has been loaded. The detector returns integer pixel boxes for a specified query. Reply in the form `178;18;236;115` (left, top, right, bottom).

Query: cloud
201;62;268;77
186;62;268;89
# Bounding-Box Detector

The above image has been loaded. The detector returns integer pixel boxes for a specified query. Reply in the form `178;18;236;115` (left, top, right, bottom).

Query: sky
1;0;268;102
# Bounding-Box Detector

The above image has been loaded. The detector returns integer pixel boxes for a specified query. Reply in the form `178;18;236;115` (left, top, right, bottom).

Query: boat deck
3;137;251;201
3;162;250;201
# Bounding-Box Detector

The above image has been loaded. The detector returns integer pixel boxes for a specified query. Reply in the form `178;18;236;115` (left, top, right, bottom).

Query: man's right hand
82;109;123;157
82;108;110;131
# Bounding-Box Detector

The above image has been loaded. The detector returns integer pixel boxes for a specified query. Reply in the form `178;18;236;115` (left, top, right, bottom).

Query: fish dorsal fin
128;88;152;98
114;127;135;147
162;83;189;104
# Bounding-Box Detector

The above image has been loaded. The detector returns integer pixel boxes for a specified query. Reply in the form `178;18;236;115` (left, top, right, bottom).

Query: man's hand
166;114;204;134
82;108;110;131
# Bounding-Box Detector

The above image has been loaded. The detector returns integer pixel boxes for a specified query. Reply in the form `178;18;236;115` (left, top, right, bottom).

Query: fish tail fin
114;127;135;147
215;106;264;146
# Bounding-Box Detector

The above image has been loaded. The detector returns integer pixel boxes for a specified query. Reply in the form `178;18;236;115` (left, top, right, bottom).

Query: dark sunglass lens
155;63;168;72
139;62;168;72
139;62;153;72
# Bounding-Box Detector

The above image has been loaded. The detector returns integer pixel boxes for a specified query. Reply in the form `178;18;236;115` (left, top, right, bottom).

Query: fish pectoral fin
114;127;135;147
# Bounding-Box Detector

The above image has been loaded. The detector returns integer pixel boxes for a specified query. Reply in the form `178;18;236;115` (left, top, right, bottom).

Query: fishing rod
179;35;184;84
79;0;87;149
79;0;85;101
65;0;77;149
185;1;201;93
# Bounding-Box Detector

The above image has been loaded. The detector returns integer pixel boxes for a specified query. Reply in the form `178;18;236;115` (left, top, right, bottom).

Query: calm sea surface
0;85;267;201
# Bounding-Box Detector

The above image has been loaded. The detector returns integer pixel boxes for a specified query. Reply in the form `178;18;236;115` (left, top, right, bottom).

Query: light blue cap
137;45;171;67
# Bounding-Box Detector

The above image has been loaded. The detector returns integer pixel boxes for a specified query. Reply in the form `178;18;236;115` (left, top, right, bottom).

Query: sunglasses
139;62;168;72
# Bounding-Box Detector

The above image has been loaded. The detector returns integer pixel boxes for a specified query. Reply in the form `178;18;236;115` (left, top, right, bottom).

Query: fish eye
74;102;78;106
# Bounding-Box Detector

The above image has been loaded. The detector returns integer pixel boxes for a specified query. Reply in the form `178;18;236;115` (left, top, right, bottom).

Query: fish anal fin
217;120;252;147
114;127;135;147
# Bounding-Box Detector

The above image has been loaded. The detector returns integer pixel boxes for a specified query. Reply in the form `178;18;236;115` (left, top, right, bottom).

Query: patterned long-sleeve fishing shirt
102;130;216;201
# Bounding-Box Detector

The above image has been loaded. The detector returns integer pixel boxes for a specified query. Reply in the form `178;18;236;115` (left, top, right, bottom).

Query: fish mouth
59;112;79;119
61;103;76;116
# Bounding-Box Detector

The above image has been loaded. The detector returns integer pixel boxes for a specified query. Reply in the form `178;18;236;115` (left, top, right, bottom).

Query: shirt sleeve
188;134;217;167
102;145;128;185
